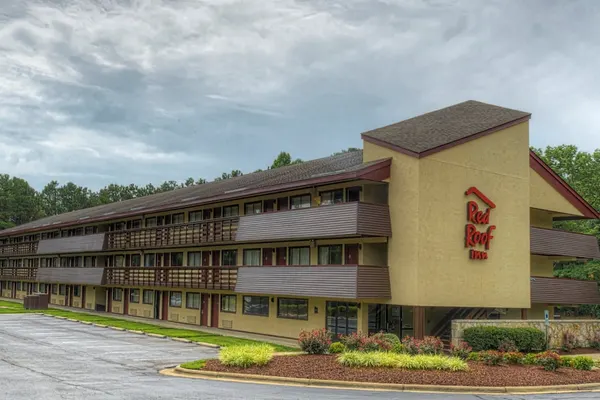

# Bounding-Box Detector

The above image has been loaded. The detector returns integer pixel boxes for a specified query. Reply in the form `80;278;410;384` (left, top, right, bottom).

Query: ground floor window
243;296;269;316
170;291;182;307
130;289;140;303
326;301;358;335
39;283;46;293
52;284;57;295
112;288;123;301
186;293;200;309
16;282;22;291
221;295;236;313
143;290;154;304
73;285;81;297
277;298;308;320
59;284;66;295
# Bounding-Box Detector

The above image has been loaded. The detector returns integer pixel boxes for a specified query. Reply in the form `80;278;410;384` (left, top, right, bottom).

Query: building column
413;306;425;339
520;308;528;320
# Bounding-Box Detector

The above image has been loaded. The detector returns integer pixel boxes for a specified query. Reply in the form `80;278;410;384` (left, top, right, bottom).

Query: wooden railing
105;217;239;250
0;241;38;256
0;267;37;280
105;267;238;290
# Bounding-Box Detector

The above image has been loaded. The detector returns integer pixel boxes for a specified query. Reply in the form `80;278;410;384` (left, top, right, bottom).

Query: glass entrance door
326;301;358;336
368;304;414;337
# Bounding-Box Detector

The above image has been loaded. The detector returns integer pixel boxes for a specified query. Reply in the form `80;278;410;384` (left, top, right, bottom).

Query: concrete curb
146;333;166;338
169;366;600;395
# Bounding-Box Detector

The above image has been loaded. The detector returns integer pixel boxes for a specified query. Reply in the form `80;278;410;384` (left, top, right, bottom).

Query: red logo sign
465;187;496;260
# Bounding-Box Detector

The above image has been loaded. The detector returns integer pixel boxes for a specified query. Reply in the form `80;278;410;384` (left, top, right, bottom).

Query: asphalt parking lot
2;314;600;400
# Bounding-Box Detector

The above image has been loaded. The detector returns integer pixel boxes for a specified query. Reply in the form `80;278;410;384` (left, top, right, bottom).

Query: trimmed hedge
463;326;545;352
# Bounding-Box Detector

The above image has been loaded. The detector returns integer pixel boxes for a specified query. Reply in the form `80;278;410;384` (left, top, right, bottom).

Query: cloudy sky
1;0;599;190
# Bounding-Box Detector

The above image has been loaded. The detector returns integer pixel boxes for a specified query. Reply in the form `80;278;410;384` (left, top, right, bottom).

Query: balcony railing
0;267;37;280
105;267;238;290
105;218;239;250
531;276;600;305
0;241;38;257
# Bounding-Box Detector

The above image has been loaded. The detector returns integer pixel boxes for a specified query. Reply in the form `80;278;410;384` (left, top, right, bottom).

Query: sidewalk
2;297;298;349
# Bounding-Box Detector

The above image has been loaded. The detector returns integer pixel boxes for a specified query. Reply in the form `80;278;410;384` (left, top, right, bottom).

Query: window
170;291;182;307
327;301;358;335
129;289;140;303
222;250;237;266
244;201;262;215
189;211;203;222
112;288;123;301
84;226;98;235
145;217;157;228
170;252;184;267
172;213;184;224
16;282;22;291
131;254;141;267
221;295;237;313
84;256;96;267
318;245;343;265
243;296;269;316
320;189;343;206
263;199;275;213
131;220;141;229
115;255;125;267
39;283;46;293
73;285;81;297
289;247;310;265
59;284;66;295
186;293;200;309
346;186;361;202
144;254;155;267
52;284;57;295
143;290;154;304
290;194;311;210
278;298;308;320
223;205;239;218
188;252;202;267
243;249;261;266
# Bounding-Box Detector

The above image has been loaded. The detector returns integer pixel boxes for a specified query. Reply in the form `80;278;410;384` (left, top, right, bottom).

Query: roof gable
361;100;531;157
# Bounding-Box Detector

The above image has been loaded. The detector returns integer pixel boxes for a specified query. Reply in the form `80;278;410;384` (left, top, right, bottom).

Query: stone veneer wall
452;319;600;349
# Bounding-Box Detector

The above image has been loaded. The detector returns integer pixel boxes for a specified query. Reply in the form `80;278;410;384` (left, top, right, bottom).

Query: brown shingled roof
0;151;391;237
361;100;531;157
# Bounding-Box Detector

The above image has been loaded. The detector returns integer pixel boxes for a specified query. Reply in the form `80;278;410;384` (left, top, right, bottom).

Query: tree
270;152;303;169
332;147;361;156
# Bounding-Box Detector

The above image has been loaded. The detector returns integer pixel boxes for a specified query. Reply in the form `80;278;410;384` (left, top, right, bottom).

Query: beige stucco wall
531;255;555;277
530;209;554;229
364;122;531;308
530;169;583;217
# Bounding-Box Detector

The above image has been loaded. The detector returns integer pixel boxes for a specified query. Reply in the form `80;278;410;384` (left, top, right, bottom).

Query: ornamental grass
337;351;468;372
219;344;274;368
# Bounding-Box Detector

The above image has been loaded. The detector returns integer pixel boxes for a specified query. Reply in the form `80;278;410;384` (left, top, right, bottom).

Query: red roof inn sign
465;187;496;260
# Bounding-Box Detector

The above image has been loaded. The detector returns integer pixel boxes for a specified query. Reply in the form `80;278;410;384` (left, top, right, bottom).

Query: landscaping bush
466;351;480;362
418;336;444;355
365;332;393;352
339;331;368;351
559;356;573;368
381;333;401;348
219;344;274;368
401;336;420;355
503;352;524;365
337;351;468;371
562;330;577;352
498;339;518;353
450;341;472;359
463;326;545;352
572;356;594;371
298;328;332;355
339;332;392;352
523;353;537;365
479;350;504;366
591;331;600;350
392;343;405;354
535;351;560;371
328;342;345;354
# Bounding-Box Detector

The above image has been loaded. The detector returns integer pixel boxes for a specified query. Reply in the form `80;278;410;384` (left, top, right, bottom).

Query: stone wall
452;319;600;349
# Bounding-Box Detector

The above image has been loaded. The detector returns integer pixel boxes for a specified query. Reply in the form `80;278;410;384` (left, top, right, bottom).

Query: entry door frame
123;288;129;315
81;286;86;309
210;294;219;327
153;291;161;319
275;247;287;266
161;290;169;321
107;288;113;313
200;294;209;326
344;244;359;265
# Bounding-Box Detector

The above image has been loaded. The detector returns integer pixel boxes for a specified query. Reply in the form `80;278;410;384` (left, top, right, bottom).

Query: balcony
105;202;391;251
531;276;600;305
36;268;106;286
0;267;36;281
105;267;238;290
531;227;600;259
37;233;106;255
0;241;38;257
235;265;391;299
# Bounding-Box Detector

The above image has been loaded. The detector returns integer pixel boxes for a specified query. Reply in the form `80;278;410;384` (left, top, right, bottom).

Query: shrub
337;351;468;371
219;344;274;368
559;356;573;368
463;326;545;352
392;343;405;354
523;353;538;365
503;352;524;365
381;333;401;348
339;331;368;351
450;341;472;359
562;331;577;352
328;342;345;354
498;339;518;353
339;332;392;352
298;328;332;355
479;350;504;366
418;336;444;355
535;351;560;371
591;332;600;350
366;332;393;352
571;356;594;371
401;336;420;355
466;351;480;362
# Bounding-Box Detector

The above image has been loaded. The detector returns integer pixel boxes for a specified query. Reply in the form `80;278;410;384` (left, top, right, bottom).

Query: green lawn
0;300;296;351
180;359;207;370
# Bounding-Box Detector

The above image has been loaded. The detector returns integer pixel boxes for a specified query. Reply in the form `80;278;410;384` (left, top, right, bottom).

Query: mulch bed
204;355;600;387
557;348;600;355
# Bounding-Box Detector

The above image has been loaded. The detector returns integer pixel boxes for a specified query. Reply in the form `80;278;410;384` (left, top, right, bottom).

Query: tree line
0;148;360;230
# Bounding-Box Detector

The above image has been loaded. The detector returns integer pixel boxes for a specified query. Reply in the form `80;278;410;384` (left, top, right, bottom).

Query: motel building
1;100;599;341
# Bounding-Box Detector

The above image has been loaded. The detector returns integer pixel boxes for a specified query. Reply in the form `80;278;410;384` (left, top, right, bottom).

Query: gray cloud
0;0;599;190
